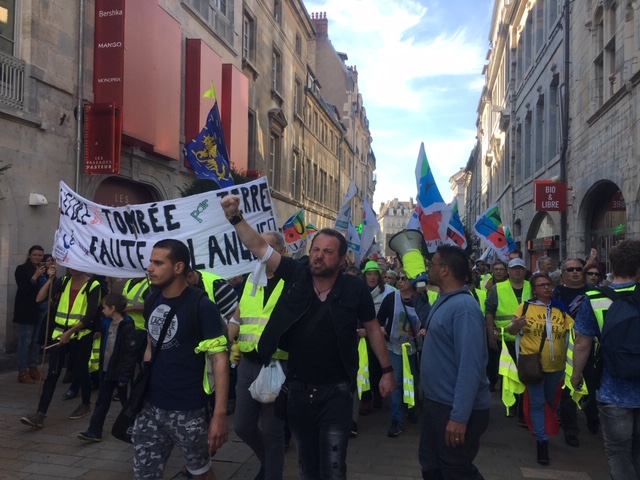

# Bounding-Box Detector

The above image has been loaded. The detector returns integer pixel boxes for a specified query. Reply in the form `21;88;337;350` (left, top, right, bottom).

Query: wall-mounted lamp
28;193;48;206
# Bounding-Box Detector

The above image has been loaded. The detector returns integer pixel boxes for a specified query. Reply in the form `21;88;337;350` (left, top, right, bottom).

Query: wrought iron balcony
0;51;25;110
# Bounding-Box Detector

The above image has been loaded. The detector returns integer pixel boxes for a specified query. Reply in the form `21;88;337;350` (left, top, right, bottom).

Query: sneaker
69;404;91;419
20;411;45;428
350;420;358;438
78;430;102;442
536;440;549;465
565;435;580;447
387;421;403;438
62;389;78;400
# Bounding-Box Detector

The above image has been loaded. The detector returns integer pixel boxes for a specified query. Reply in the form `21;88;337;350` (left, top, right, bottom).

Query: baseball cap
361;260;381;274
508;258;526;269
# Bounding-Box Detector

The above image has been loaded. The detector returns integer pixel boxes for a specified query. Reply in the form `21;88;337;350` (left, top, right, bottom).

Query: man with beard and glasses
221;195;395;480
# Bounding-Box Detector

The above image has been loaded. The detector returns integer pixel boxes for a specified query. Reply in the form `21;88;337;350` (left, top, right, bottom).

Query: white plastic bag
249;360;286;403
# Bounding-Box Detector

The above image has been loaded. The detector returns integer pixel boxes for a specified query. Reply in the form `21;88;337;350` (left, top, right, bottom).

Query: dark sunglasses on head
585;271;600;276
397;276;408;281
565;267;583;273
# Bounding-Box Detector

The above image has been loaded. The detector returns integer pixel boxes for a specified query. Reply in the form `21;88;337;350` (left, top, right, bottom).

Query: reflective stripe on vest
238;276;288;360
89;336;101;373
52;278;101;340
498;328;524;414
199;271;223;304
585;285;636;333
123;278;150;331
402;342;415;407
494;281;532;341
356;337;370;399
564;327;589;406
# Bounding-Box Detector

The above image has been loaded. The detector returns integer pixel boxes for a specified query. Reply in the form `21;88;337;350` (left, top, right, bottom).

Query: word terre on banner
54;177;277;279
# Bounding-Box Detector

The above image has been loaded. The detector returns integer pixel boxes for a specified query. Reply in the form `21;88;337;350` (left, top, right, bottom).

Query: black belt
287;379;350;392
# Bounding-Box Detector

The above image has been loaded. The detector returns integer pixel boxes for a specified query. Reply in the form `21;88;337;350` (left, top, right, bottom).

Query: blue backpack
598;285;640;379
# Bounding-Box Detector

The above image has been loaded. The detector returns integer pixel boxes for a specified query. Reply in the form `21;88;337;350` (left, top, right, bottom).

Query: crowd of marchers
11;195;640;480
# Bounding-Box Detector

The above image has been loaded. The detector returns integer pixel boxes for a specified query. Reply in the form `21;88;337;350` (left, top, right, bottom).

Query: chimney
311;12;328;38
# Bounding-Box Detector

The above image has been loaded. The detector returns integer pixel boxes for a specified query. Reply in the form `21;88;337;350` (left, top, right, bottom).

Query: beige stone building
0;1;376;354
467;0;636;273
377;199;416;257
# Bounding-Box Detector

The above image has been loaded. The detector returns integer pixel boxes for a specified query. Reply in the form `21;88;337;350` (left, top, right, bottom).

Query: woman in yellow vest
507;272;573;466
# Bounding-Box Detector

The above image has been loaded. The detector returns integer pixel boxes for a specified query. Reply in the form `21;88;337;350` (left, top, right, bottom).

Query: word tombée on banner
54;177;277;279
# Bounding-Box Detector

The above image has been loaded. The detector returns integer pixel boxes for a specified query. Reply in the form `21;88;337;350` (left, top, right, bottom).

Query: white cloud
305;0;490;212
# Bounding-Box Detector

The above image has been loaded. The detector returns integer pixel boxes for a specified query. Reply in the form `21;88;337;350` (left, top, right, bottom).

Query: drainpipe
559;0;570;261
75;0;85;191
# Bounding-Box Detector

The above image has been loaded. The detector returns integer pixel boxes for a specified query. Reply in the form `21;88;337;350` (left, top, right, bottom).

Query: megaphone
388;229;428;291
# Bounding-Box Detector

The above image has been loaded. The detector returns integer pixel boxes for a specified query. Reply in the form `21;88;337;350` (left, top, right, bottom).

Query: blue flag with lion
183;84;235;188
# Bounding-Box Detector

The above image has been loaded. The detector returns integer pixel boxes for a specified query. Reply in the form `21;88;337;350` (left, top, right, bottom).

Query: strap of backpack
595;285;621;301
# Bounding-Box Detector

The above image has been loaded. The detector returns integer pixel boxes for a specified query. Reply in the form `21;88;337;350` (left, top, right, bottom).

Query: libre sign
534;181;567;212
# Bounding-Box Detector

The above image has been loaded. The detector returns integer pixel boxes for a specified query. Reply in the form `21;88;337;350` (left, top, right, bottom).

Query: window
247;110;256;167
535;0;544;51
515;123;522;184
294;77;303;117
535;95;544;171
295;33;302;57
524;110;532;179
593;5;617;107
0;0;16;55
321;120;327;144
292;150;301;200
313;112;318;135
185;0;234;45
272;48;282;93
274;0;282;24
305;158;312;198
548;75;559;160
269;133;282;191
242;11;255;62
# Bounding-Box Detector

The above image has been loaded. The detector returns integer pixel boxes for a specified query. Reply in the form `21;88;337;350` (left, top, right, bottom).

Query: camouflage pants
132;403;210;479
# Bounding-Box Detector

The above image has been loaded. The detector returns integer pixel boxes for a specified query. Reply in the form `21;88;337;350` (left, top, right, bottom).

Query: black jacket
258;256;376;386
98;315;137;383
13;262;43;325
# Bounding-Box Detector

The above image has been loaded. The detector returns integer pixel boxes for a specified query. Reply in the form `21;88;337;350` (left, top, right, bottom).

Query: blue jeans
598;402;640;479
389;349;418;426
287;380;352;480
17;311;45;371
526;370;563;441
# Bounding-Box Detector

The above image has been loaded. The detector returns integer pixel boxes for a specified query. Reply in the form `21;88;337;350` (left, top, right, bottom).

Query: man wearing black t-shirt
221;195;395;480
552;258;591;447
132;239;229;480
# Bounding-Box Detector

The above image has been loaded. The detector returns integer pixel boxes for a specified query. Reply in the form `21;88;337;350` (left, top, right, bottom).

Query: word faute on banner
54;177;277;279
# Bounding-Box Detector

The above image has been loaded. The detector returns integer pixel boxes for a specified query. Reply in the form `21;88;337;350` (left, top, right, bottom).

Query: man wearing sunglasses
552;258;590;448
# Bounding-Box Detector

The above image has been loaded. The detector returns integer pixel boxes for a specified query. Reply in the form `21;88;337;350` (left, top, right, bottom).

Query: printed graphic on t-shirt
148;304;179;349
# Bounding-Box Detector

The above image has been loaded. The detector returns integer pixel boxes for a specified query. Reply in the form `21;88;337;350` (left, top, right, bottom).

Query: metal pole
559;0;570;261
75;0;85;191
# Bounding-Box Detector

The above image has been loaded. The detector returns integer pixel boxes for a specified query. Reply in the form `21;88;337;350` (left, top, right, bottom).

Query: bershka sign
94;0;125;105
534;181;567;212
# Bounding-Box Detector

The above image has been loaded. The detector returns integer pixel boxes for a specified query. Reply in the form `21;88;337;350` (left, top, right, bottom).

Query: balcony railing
0;51;25;110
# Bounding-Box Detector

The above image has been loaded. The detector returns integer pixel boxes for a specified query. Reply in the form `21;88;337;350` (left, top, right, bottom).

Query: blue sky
304;0;494;210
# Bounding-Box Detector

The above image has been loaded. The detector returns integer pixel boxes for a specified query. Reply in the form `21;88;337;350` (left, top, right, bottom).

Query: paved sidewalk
0;367;610;479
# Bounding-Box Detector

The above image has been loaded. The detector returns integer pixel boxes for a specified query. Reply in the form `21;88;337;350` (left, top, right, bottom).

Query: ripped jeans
287;380;353;480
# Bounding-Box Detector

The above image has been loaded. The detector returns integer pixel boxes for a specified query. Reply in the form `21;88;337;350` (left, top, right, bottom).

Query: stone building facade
377;199;416;257
467;0;636;273
0;1;376;354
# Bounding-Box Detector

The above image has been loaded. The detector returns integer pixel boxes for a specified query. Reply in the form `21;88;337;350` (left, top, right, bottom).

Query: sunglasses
535;283;553;289
585;271;600;276
397;276;408;282
565;267;583;273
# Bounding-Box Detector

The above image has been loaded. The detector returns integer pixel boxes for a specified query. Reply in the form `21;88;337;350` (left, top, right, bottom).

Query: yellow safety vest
89;336;100;373
473;288;487;315
498;328;525;414
238;276;288;360
52;277;102;340
123;278;150;331
194;336;229;394
494;281;532;341
427;289;439;305
402;342;415;407
564;327;589;406
199;270;223;303
356;337;370;399
479;273;491;291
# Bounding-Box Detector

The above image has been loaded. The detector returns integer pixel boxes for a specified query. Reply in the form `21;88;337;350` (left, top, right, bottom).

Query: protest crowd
10;178;640;480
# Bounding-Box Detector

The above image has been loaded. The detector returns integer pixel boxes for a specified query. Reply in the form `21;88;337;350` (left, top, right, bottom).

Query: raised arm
220;195;282;272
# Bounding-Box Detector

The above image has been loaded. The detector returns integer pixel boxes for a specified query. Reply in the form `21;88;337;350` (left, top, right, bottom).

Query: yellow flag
203;81;217;100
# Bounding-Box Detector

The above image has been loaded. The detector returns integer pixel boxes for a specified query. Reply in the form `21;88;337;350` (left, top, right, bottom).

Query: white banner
53;177;278;279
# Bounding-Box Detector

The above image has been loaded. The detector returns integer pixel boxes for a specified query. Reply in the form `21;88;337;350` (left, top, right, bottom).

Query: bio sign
534;181;567;212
